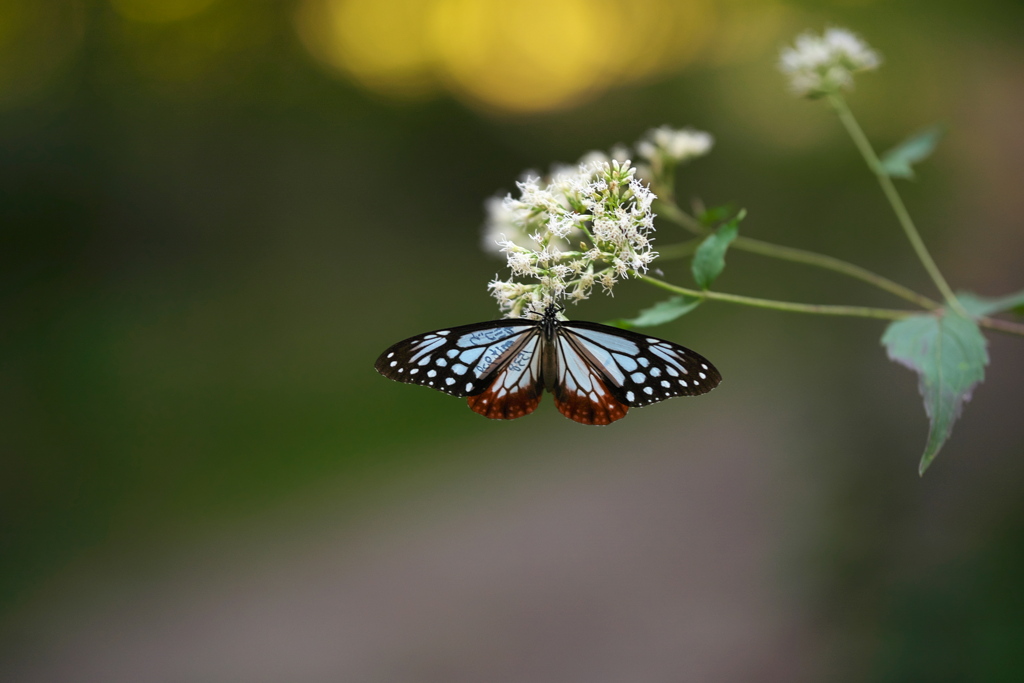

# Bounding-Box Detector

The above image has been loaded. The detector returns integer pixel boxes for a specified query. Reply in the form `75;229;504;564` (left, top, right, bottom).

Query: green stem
828;94;968;317
978;316;1024;338
656;200;939;309
732;236;940;309
641;275;916;321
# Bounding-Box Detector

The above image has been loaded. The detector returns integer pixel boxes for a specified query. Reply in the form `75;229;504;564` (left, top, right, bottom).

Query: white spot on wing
626;391;635;402
644;386;654;395
427;370;436;378
630;372;646;383
445;377;455;386
452;363;468;375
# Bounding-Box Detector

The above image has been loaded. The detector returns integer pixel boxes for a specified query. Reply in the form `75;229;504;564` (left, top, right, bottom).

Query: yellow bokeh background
295;0;784;113
0;0;790;113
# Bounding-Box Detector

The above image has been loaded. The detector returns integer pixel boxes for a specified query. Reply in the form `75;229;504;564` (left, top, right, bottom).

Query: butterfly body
375;306;720;425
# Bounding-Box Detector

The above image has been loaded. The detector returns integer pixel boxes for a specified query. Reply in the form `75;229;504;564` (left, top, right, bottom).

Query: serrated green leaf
691;210;743;289
956;289;1024;317
881;312;988;474
605;295;703;330
880;125;944;179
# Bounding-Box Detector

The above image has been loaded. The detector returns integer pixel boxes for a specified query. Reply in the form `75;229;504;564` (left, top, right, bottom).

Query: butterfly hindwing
467;333;545;419
560;321;721;408
375;320;538;398
552;333;630;425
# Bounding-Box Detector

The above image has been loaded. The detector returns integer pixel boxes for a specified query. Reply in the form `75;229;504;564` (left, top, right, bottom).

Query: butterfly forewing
560;321;721;408
375;320;538;397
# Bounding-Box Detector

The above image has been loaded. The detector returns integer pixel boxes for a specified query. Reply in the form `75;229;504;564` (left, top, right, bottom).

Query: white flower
779;27;881;98
637;126;714;164
482;159;659;317
506;250;536;276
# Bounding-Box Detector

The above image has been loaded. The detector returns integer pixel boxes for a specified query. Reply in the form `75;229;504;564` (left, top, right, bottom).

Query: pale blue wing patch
455;326;531;348
564;328;640;355
550;335;629;424
562;335;626;386
467;334;545;420
471;331;538;379
556;337;611;397
488;335;542;398
408;335;447;364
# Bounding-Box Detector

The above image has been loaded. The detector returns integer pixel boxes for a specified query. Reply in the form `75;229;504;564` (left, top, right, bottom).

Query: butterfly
374;305;721;425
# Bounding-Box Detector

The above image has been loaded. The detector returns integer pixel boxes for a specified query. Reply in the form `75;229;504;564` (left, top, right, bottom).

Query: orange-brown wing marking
467;385;543;420
552;335;629;425
466;335;544;420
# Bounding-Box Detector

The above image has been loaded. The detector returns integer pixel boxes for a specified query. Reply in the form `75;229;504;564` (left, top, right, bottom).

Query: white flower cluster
779;27;881;98
485;160;658;318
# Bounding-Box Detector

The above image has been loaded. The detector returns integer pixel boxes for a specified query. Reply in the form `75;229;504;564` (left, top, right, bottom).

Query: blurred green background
2;0;1023;681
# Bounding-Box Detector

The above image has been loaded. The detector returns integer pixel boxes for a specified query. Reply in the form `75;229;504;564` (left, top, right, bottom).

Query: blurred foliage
1;0;1024;678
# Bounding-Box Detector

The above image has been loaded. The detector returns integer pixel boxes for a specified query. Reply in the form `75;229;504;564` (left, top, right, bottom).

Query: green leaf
956;289;1024;317
881;312;989;474
691;210;743;289
697;204;736;227
880;125;944;179
605;295;703;330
